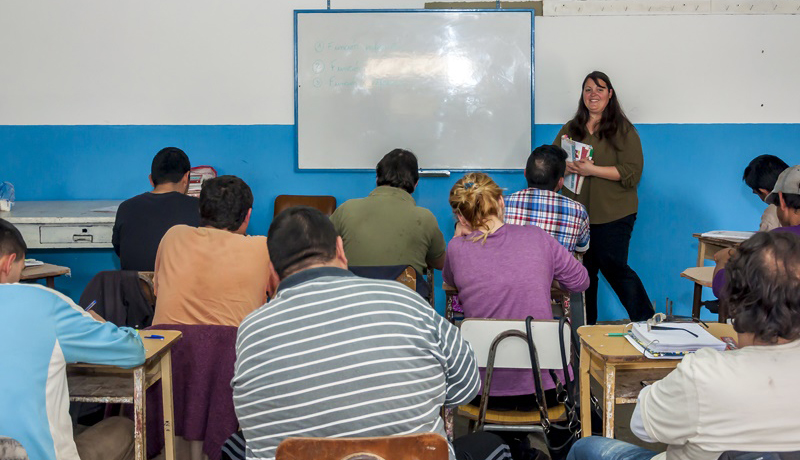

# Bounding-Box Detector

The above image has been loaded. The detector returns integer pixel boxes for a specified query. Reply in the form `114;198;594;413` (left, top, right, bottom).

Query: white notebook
630;322;726;353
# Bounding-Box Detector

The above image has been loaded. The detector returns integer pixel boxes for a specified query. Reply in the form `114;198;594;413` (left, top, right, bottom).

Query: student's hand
714;248;736;267
454;222;472;238
570;158;596;177
88;310;106;323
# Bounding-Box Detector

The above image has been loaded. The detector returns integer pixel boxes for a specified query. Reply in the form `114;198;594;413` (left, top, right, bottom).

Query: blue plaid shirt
505;188;590;253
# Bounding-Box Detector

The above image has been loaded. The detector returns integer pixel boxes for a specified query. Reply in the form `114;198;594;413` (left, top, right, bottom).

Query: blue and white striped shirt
232;267;479;460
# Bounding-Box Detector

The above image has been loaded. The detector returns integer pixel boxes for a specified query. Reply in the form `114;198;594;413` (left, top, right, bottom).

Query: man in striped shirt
505;144;590;253
229;207;509;460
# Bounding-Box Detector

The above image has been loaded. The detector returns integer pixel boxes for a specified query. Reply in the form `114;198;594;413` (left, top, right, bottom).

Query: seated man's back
505;144;590;253
113;147;200;271
152;176;275;327
330;149;445;273
0;284;145;460
153;225;270;326
232;207;479;460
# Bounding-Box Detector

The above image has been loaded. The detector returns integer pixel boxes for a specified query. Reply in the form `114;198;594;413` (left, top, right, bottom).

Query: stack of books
625;322;726;359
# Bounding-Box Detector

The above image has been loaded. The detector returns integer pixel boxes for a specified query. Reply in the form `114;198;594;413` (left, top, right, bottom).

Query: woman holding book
554;70;652;324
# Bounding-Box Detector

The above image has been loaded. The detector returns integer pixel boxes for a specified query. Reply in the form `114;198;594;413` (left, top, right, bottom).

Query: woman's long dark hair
566;71;633;149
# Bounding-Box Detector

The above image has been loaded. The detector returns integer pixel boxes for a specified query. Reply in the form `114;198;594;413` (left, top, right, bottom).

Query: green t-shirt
330;186;446;274
554;122;644;225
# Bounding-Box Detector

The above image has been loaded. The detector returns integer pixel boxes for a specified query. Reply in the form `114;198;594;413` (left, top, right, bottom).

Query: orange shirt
152;225;276;327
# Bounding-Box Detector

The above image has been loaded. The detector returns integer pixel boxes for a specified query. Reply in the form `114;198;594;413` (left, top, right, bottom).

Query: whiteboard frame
293;8;535;172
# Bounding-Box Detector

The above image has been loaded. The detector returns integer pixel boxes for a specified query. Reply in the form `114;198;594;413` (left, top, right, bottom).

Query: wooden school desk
21;263;71;289
687;233;746;320
67;330;182;460
577;323;736;438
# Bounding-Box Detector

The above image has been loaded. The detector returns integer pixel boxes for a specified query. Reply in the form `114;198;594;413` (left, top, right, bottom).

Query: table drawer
40;225;113;244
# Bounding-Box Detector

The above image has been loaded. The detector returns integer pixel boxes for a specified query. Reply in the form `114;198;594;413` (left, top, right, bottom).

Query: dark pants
584;214;653;325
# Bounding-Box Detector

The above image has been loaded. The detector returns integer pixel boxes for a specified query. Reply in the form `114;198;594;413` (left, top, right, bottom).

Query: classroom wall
2;0;799;320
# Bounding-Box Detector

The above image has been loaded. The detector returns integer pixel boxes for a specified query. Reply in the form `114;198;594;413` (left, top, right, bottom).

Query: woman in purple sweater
443;172;590;409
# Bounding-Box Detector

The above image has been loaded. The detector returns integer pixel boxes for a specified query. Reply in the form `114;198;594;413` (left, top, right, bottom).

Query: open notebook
625;322;726;359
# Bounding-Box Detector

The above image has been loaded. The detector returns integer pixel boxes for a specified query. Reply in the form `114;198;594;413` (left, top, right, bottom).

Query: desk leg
691;282;703;320
579;344;591;438
133;367;146;460
697;242;706;267
162;350;176;460
603;365;616;439
46;276;55;289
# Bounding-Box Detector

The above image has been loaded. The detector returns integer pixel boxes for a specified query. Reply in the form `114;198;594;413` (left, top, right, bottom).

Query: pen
144;335;165;340
605;333;627;337
85;300;97;312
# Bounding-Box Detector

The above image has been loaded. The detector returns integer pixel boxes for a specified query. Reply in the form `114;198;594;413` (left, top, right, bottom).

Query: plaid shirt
504;188;590;253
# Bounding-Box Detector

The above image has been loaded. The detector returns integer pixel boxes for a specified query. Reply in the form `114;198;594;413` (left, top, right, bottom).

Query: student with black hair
742;154;789;231
330;148;446;274
506;144;590;253
112;147;200;271
152;175;277;327
0;218;145;460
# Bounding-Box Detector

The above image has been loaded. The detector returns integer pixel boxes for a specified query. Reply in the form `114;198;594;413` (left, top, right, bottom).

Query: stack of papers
24;258;44;267
625;322;726;359
700;230;755;241
560;135;593;195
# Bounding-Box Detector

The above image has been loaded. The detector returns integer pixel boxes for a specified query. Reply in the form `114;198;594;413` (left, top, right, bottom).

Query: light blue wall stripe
3;123;798;320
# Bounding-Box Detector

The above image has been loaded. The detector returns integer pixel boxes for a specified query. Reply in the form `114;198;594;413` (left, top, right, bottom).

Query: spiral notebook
625;322;726;359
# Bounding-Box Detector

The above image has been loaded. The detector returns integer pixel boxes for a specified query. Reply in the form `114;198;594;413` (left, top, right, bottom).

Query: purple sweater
443;223;589;395
712;224;800;297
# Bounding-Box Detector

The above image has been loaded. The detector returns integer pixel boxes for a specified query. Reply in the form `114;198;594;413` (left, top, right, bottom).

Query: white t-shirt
760;204;781;232
636;340;800;460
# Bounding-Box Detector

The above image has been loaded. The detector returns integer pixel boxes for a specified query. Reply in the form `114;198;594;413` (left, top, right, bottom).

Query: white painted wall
0;1;798;125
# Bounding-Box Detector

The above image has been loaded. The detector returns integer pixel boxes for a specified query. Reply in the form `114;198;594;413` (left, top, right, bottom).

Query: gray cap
766;165;800;205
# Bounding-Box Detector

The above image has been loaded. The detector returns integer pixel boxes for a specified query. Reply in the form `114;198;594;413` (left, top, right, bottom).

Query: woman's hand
454;222;472;237
566;158;596;176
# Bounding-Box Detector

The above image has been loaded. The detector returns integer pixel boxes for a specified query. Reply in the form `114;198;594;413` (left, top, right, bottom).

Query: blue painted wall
3;123;797;319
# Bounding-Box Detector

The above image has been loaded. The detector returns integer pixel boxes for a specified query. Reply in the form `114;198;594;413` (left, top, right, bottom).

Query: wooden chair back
274;195;337;217
395;266;416;291
275;433;449;460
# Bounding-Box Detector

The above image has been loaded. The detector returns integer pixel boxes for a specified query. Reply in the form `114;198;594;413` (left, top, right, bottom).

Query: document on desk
700;230;755;241
91;205;119;213
625;322;726;359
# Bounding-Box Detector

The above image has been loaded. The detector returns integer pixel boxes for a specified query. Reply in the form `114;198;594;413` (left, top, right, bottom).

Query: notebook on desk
625;322;726;359
700;230;755;241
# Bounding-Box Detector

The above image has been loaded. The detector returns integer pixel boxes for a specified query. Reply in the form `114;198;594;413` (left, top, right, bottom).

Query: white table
1;201;121;249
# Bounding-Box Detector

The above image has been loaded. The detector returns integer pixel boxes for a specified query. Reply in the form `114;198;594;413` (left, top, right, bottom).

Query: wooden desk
688;234;749;320
692;233;746;267
577;323;736;438
21;263;71;289
67;330;182;460
1;200;121;249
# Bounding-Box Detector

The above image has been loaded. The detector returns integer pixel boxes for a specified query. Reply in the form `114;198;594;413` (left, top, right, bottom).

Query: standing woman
555;71;653;324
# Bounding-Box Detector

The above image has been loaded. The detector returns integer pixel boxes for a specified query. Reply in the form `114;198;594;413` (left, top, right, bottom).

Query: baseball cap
766;165;800;205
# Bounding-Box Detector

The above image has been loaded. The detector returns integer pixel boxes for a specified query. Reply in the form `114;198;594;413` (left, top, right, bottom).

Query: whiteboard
295;10;534;170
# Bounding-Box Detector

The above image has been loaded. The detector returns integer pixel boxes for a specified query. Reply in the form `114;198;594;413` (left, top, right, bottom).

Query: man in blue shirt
0;218;146;460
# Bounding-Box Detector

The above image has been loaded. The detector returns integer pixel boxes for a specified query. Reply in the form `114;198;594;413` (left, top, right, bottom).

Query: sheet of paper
700;230;755;240
91;205;119;213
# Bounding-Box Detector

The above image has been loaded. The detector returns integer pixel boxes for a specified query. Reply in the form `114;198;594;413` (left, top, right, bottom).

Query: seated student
0;218;146;460
743;154;788;232
443;172;589;408
330;148;446;274
113;147;200;271
228;206;509;460
506;144;590;253
569;231;800;460
713;165;800;296
152;175;277;327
